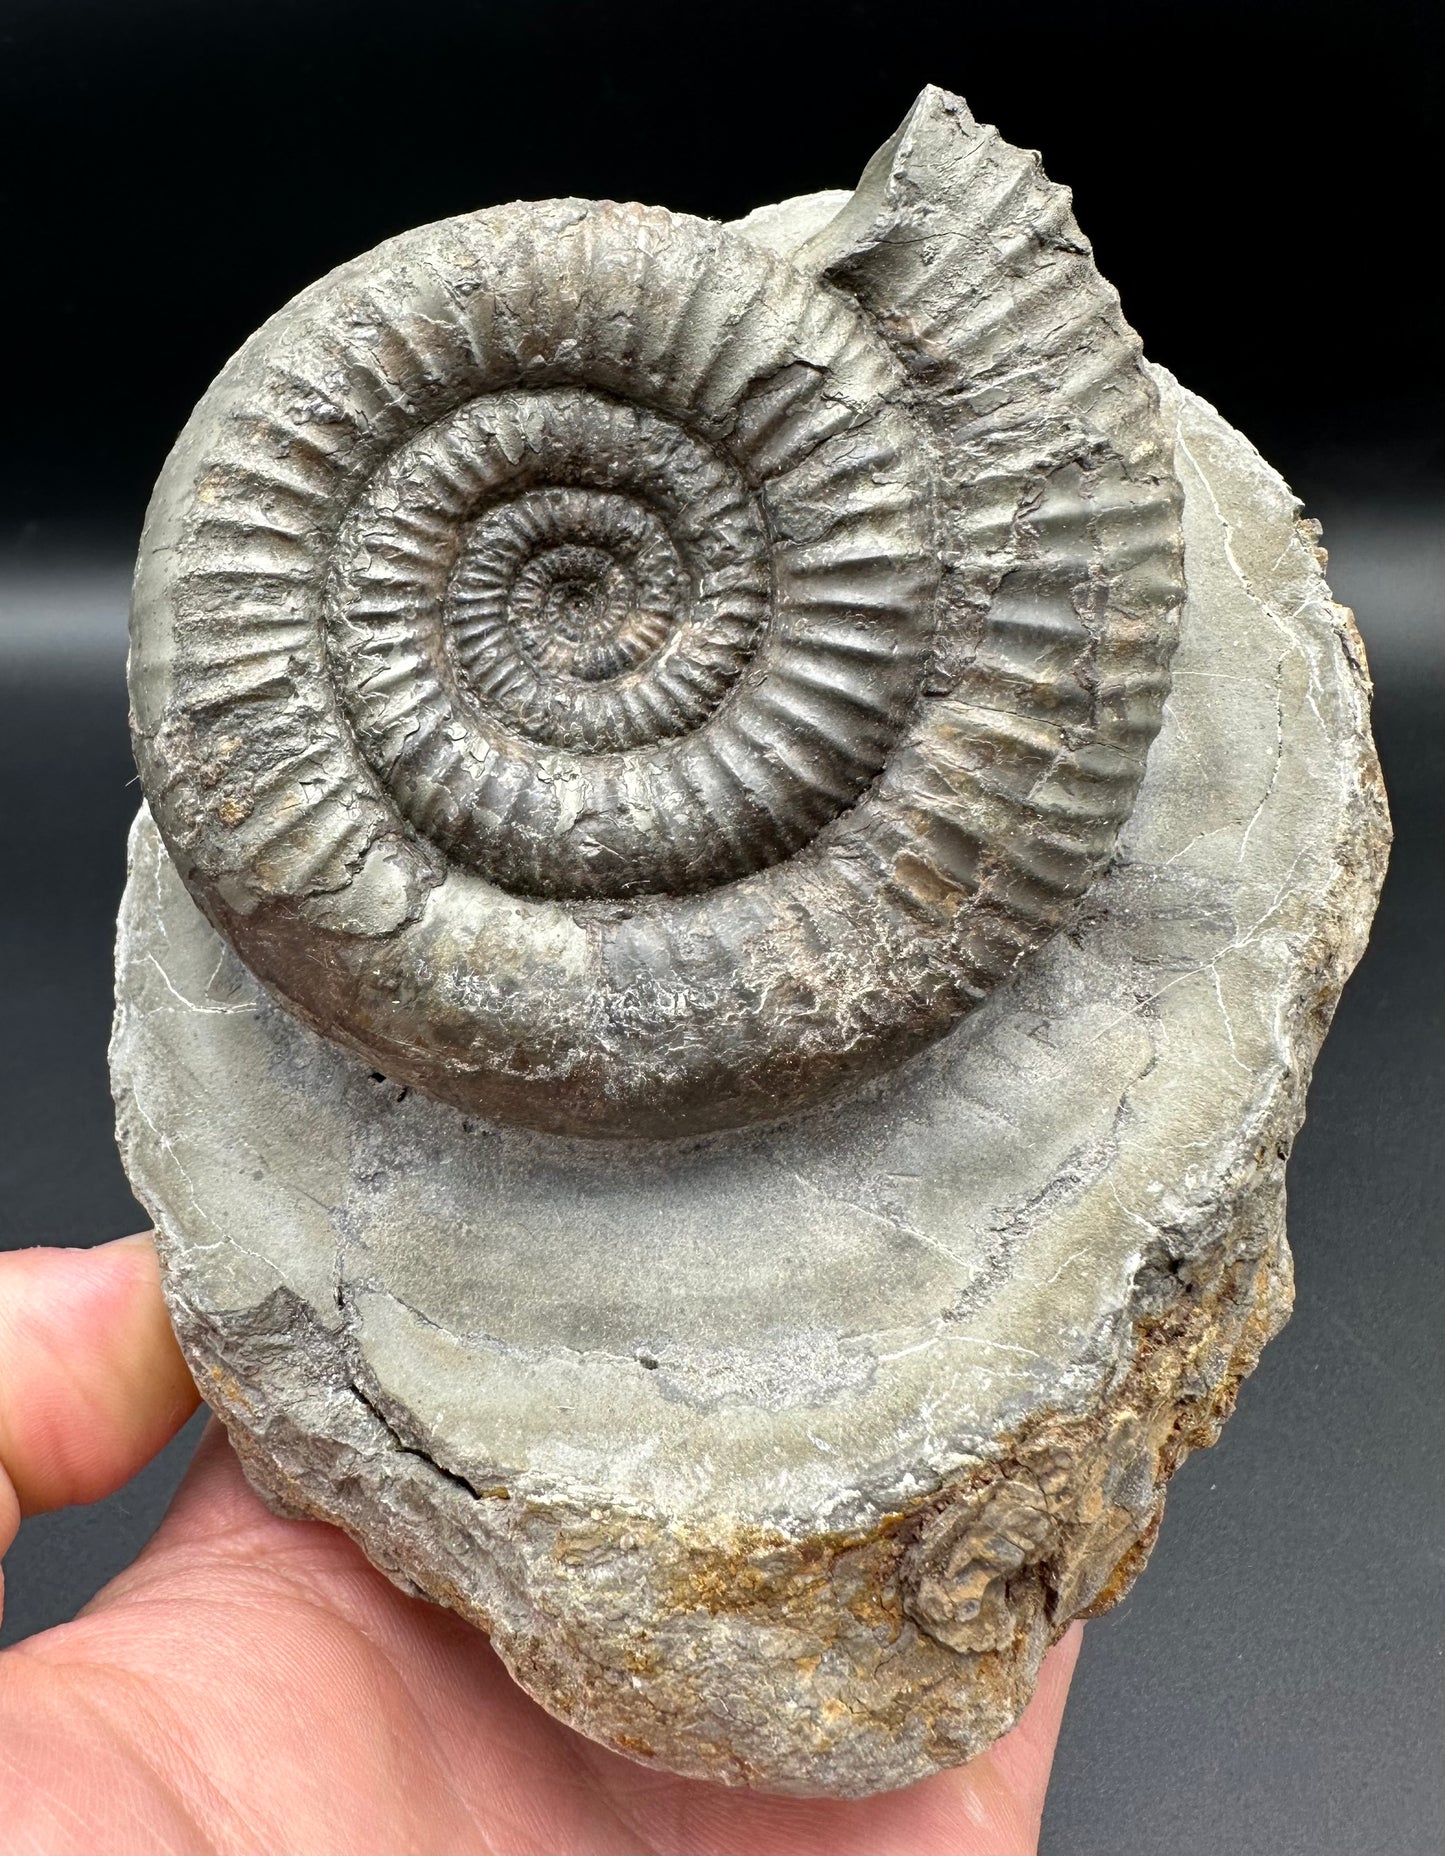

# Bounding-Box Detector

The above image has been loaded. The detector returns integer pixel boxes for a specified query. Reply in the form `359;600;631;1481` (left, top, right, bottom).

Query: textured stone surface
112;370;1388;1794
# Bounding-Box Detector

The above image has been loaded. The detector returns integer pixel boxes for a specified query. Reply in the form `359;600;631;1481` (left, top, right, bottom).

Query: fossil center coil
326;376;936;902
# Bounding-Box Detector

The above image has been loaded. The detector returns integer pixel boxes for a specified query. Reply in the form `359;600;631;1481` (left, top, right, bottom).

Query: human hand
0;1237;1080;1855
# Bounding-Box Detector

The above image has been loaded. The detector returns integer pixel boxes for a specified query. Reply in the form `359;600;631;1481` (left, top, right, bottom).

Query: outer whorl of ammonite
130;86;1186;1138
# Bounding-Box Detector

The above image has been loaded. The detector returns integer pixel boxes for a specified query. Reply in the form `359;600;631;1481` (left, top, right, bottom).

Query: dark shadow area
0;0;1437;533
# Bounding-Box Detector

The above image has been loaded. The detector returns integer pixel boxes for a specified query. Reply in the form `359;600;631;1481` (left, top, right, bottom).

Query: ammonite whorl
130;87;1185;1138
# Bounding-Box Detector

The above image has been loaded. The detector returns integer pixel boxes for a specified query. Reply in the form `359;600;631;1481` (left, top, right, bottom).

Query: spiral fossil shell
130;87;1185;1138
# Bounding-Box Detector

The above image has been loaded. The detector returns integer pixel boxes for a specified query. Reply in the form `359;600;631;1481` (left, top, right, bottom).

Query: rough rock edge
171;1202;1291;1799
130;375;1389;1797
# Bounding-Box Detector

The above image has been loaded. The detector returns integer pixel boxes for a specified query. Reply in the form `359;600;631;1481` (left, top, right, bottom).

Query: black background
2;0;1441;528
0;4;1440;1853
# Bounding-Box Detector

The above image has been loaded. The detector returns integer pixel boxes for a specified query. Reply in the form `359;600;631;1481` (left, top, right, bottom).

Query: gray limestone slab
111;369;1388;1795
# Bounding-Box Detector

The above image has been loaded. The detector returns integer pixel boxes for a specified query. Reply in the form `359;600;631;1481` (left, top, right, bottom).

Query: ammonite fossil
131;85;1184;1138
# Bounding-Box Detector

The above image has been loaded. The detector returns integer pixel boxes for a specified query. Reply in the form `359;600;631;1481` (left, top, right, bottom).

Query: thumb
0;1236;200;1573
